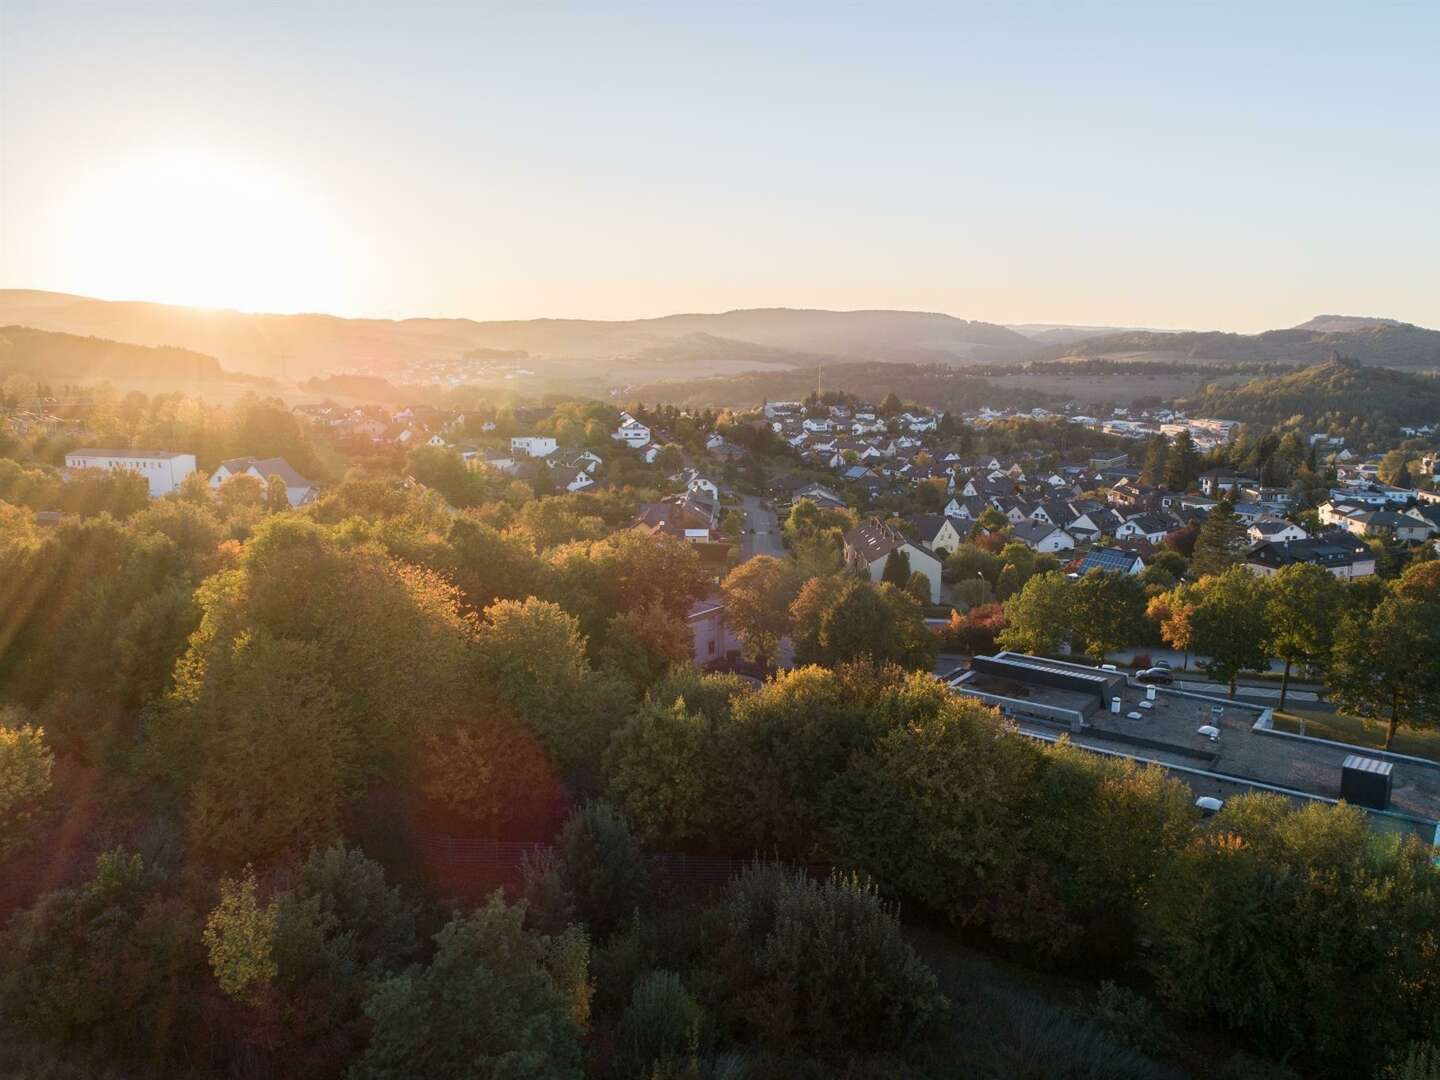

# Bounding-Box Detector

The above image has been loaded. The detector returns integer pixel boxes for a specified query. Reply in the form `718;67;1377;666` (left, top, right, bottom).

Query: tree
217;472;265;511
549;800;648;939
595;604;694;692
602;699;711;846
790;576;935;671
1148;584;1198;668
721;555;801;667
1190;568;1272;696
997;571;1072;656
1264;563;1344;710
1394;559;1440;603
0;712;53;858
204;869;278;1004
881;547;910;587
944;542;1002;586
905;569;931;604
1379;450;1415;486
1070;571;1149;663
702;865;946;1060
1327;597;1440;749
1140;435;1169;487
352;896;585;1080
1164;429;1198;491
1192;499;1247;578
265;473;291;512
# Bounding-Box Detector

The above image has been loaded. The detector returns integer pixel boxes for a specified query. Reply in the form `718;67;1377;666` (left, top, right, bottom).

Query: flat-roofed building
65;448;196;497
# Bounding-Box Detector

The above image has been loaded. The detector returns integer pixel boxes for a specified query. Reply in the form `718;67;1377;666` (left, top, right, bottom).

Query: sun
55;148;358;313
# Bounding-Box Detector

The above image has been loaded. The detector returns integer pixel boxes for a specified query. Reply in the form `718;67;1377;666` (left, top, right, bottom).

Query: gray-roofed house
208;456;318;506
1074;547;1145;576
842;518;943;602
1010;520;1075;554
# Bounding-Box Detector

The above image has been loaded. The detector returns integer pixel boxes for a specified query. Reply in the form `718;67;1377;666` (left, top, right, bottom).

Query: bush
701;865;946;1060
613;970;706;1078
352;895;584;1080
554;801;648;939
1089;981;1167;1057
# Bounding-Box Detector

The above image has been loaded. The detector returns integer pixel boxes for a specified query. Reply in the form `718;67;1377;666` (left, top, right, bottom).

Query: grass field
1272;708;1440;763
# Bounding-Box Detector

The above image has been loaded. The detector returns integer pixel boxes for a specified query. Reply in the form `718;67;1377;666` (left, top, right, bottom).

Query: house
1246;533;1376;580
792;482;847;511
1073;547;1145;576
1089;452;1129;471
686;596;745;664
1248;517;1308;544
942;495;986;520
908;514;968;556
1114;511;1181;545
842;519;943;602
634;498;715;542
208;456;319;506
65;448;197;497
688;475;721;501
550;466;595;493
1336;509;1431;542
1010;520;1075;554
510;436;558;458
612;414;651;448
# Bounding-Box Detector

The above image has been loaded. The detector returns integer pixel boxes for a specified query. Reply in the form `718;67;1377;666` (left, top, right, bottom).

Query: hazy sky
3;1;1438;329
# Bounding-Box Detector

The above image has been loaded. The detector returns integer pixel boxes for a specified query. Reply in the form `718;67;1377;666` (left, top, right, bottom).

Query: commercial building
65;448;197;497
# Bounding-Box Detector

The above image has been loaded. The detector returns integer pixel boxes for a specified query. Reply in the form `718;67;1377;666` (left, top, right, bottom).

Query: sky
2;1;1438;330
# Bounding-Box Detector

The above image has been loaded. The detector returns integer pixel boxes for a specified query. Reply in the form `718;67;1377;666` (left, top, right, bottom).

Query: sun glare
56;149;357;314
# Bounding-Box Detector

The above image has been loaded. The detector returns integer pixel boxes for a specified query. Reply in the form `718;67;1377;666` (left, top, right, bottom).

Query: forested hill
1040;319;1440;369
624;361;1059;411
1178;358;1440;440
0;325;232;384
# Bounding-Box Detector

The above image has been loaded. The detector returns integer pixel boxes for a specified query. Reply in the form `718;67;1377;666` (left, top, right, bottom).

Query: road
737;495;786;562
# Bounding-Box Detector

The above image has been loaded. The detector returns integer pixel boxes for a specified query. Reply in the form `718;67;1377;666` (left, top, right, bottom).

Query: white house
208;456;318;506
1248;517;1308;544
687;598;744;665
688;475;721;501
66;448;196;497
551;466;595;493
612;414;651;448
841;518;944;602
511;436;558;458
1011;520;1076;554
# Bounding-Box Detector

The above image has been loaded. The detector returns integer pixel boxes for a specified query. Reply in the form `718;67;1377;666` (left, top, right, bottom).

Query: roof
1012;520;1063;544
1124;511;1179;534
69;447;189;460
1075;547;1143;574
843;519;906;562
217;456;314;488
1247;532;1373;571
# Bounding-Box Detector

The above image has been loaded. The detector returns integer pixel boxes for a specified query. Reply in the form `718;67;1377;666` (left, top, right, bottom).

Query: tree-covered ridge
626;361;1059;410
1179;357;1440;439
0;325;235;383
1040;320;1440;368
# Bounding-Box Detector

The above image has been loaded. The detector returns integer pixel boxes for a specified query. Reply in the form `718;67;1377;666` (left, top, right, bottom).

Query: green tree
1264;562;1344;710
1164;429;1198;491
1327;597;1440;749
1069;571;1149;663
881;547;911;587
0;712;53;858
997;571;1072;656
1190;568;1272;696
1140;435;1169;487
352;896;585;1080
789;576;935;671
602;699;711;846
265;473;291;512
549;801;648;940
1192;499;1248;578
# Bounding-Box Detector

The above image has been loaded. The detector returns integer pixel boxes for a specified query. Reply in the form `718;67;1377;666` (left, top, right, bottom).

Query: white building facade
65;448;196;497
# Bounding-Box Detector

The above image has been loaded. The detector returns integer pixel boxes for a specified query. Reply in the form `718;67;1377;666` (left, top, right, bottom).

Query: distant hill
0;325;234;384
0;291;1036;380
1178;358;1440;441
1292;314;1405;333
1006;323;1183;347
1038;317;1440;369
625;362;1059;412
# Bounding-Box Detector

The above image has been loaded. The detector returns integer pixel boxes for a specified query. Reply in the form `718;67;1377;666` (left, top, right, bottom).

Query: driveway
738;494;786;561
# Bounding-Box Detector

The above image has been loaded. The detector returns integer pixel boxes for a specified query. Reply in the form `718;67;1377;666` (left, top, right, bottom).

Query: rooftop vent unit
1197;725;1220;741
1110;696;1122;715
1341;755;1393;811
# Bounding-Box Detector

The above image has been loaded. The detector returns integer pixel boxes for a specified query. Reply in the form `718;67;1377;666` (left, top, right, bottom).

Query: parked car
1153;659;1172;669
1137;667;1174;685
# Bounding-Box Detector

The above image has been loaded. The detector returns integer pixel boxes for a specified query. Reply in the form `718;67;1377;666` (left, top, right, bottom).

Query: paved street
738;494;786;561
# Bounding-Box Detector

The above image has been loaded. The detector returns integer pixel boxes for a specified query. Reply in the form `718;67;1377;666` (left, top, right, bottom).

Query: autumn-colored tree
721;555;802;667
0;711;53;857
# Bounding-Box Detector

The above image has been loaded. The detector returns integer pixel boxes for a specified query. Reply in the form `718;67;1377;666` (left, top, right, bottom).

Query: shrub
554;801;648;939
613;970;706;1078
701;865;946;1060
1089;981;1167;1057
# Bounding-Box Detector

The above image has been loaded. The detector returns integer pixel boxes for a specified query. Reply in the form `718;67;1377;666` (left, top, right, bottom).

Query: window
707;640;716;656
